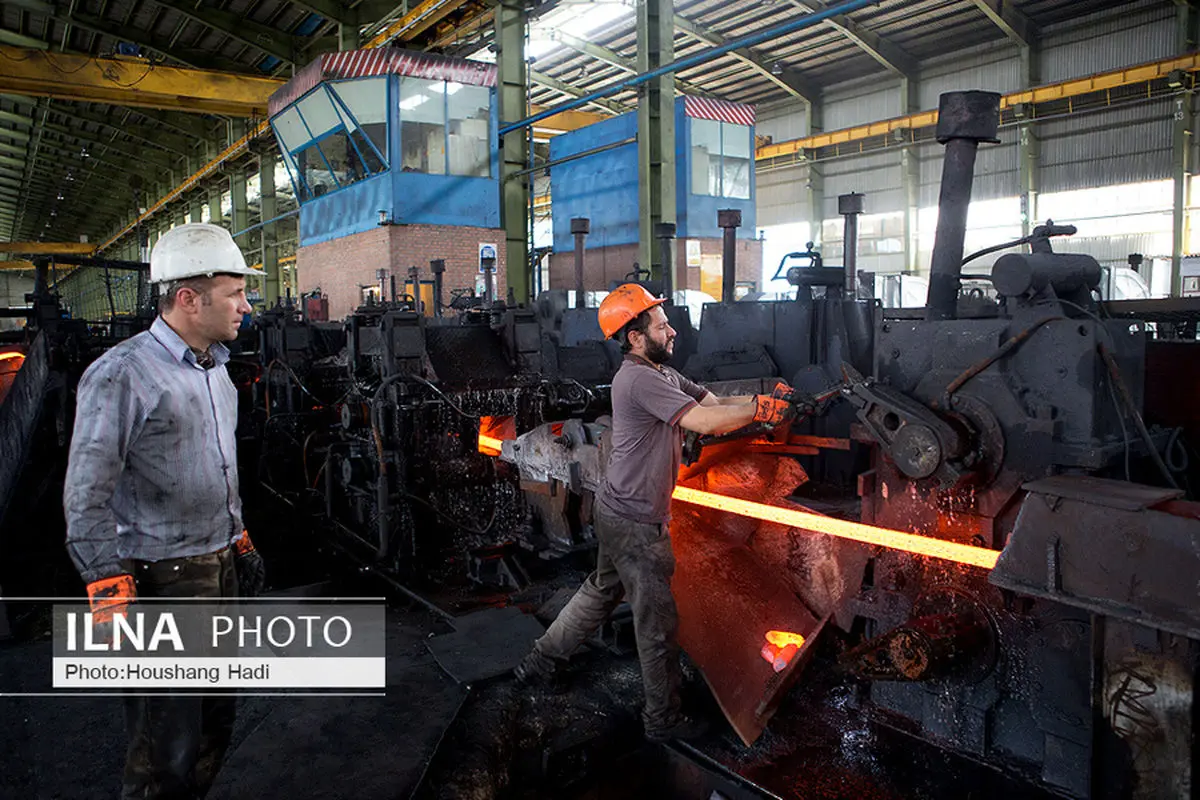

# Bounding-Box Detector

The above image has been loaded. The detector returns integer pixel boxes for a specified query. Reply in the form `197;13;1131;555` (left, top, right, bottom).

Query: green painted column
805;103;824;253
637;0;675;278
900;77;920;272
208;187;223;226
1018;45;1040;238
497;0;529;303
1173;4;1197;295
339;8;360;51
259;155;281;305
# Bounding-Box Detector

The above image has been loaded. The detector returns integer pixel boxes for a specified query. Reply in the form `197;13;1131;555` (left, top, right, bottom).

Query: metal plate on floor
426;607;546;684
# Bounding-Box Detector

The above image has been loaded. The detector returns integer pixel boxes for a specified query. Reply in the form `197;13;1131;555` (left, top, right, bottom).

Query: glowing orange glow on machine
672;486;999;570
0;352;24;364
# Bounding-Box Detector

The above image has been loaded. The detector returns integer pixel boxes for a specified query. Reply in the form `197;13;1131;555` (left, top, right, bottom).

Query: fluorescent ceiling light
399;94;429;110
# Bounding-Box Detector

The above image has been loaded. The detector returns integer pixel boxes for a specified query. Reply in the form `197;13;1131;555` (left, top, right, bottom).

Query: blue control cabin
548;96;762;301
268;50;505;319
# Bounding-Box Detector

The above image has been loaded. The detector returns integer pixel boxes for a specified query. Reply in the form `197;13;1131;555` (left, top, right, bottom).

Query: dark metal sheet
425;607;546;684
1020;475;1182;511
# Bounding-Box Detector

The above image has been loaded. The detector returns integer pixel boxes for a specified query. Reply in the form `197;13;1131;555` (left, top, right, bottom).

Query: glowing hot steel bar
478;434;504;455
672;486;1000;569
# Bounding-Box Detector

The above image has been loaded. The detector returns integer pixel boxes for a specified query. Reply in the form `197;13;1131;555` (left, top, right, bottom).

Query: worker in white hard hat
64;223;266;799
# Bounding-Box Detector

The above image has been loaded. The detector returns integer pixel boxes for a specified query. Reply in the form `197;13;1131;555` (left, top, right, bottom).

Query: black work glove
234;531;266;598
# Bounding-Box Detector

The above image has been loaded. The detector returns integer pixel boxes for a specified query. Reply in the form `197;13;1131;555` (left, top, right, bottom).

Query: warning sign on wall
479;243;498;272
685;240;702;268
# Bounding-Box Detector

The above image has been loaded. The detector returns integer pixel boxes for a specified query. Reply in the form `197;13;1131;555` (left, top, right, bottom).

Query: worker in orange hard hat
515;283;794;743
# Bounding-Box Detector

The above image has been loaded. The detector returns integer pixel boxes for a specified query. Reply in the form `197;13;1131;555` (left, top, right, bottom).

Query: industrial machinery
253;292;602;587
818;92;1198;800
496;91;1200;799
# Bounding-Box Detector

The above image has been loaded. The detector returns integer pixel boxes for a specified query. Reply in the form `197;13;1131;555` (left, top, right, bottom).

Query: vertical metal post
482;256;496;306
718;209;741;303
259;153;280;305
228;121;249;237
899;77;920;273
430;259;445;318
408;265;420;312
925;91;1000;321
208;187;222;226
498;1;530;304
637;0;675;278
338;8;360;50
1172;1;1196;296
655;222;676;300
571;217;589;308
1018;43;1040;239
839;193;864;295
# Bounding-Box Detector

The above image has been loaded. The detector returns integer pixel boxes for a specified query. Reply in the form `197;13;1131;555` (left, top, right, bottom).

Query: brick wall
548;237;763;296
296;224;508;320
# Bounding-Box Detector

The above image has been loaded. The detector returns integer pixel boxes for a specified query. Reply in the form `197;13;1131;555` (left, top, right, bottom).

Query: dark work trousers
122;548;237;800
533;501;682;732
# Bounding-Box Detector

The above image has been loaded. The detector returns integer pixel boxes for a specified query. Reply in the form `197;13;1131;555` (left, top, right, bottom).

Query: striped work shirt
65;316;244;583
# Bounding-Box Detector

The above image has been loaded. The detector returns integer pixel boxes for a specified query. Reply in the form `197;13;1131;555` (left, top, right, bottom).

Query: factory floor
1;487;1060;800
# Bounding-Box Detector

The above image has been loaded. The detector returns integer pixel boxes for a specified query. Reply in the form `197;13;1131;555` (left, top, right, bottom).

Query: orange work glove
87;574;137;623
86;574;137;644
753;394;794;426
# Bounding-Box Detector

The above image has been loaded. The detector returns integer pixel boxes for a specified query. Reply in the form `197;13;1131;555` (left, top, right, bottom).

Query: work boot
645;714;709;743
513;649;560;685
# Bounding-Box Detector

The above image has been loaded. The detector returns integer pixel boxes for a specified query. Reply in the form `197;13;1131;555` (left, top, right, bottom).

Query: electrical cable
410;374;481;419
1098;341;1179;490
399;490;496;537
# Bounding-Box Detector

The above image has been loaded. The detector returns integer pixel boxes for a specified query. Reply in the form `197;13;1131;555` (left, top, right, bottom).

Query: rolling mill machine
223;86;1200;797
493;91;1200;798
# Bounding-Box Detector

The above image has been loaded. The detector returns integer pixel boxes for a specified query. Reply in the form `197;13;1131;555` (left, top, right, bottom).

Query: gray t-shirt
600;354;709;524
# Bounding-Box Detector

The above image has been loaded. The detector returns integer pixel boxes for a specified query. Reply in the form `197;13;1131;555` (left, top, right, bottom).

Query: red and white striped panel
684;95;756;127
269;49;498;116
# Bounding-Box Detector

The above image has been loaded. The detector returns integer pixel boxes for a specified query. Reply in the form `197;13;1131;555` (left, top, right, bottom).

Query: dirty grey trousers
122;548;237;800
532;501;682;731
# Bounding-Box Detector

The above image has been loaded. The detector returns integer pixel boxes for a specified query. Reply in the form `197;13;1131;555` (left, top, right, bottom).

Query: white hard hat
150;223;266;284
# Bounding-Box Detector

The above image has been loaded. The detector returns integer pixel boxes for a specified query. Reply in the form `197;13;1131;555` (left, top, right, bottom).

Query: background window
689;118;753;199
331;78;388;167
690;118;722;197
446;83;491;177
399;77;447;174
722;123;752;200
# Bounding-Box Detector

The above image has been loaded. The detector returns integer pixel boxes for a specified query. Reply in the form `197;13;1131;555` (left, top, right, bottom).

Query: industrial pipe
430;259;445;318
498;0;876;136
655;222;676;301
571;217;589;309
925;91;1001;321
718;209;741;304
408;265;420;313
839;193;864;296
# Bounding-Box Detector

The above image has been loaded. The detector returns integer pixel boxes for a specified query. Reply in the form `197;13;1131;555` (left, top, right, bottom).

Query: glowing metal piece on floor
671;485;999;569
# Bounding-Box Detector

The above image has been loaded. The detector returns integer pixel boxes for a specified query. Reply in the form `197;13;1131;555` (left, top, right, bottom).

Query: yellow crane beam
757;52;1200;161
0;259;37;270
0;241;97;255
365;0;474;50
528;105;610;135
0;46;284;117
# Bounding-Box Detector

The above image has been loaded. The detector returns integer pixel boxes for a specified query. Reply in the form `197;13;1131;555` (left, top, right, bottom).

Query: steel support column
1174;4;1197;295
900;76;920;272
259;155;280;305
638;0;676;279
339;8;360;50
208;186;222;226
229;122;249;239
1018;45;1040;237
806;103;824;252
497;0;529;303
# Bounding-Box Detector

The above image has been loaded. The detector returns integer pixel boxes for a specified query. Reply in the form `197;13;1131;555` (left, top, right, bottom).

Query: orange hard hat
598;283;666;339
